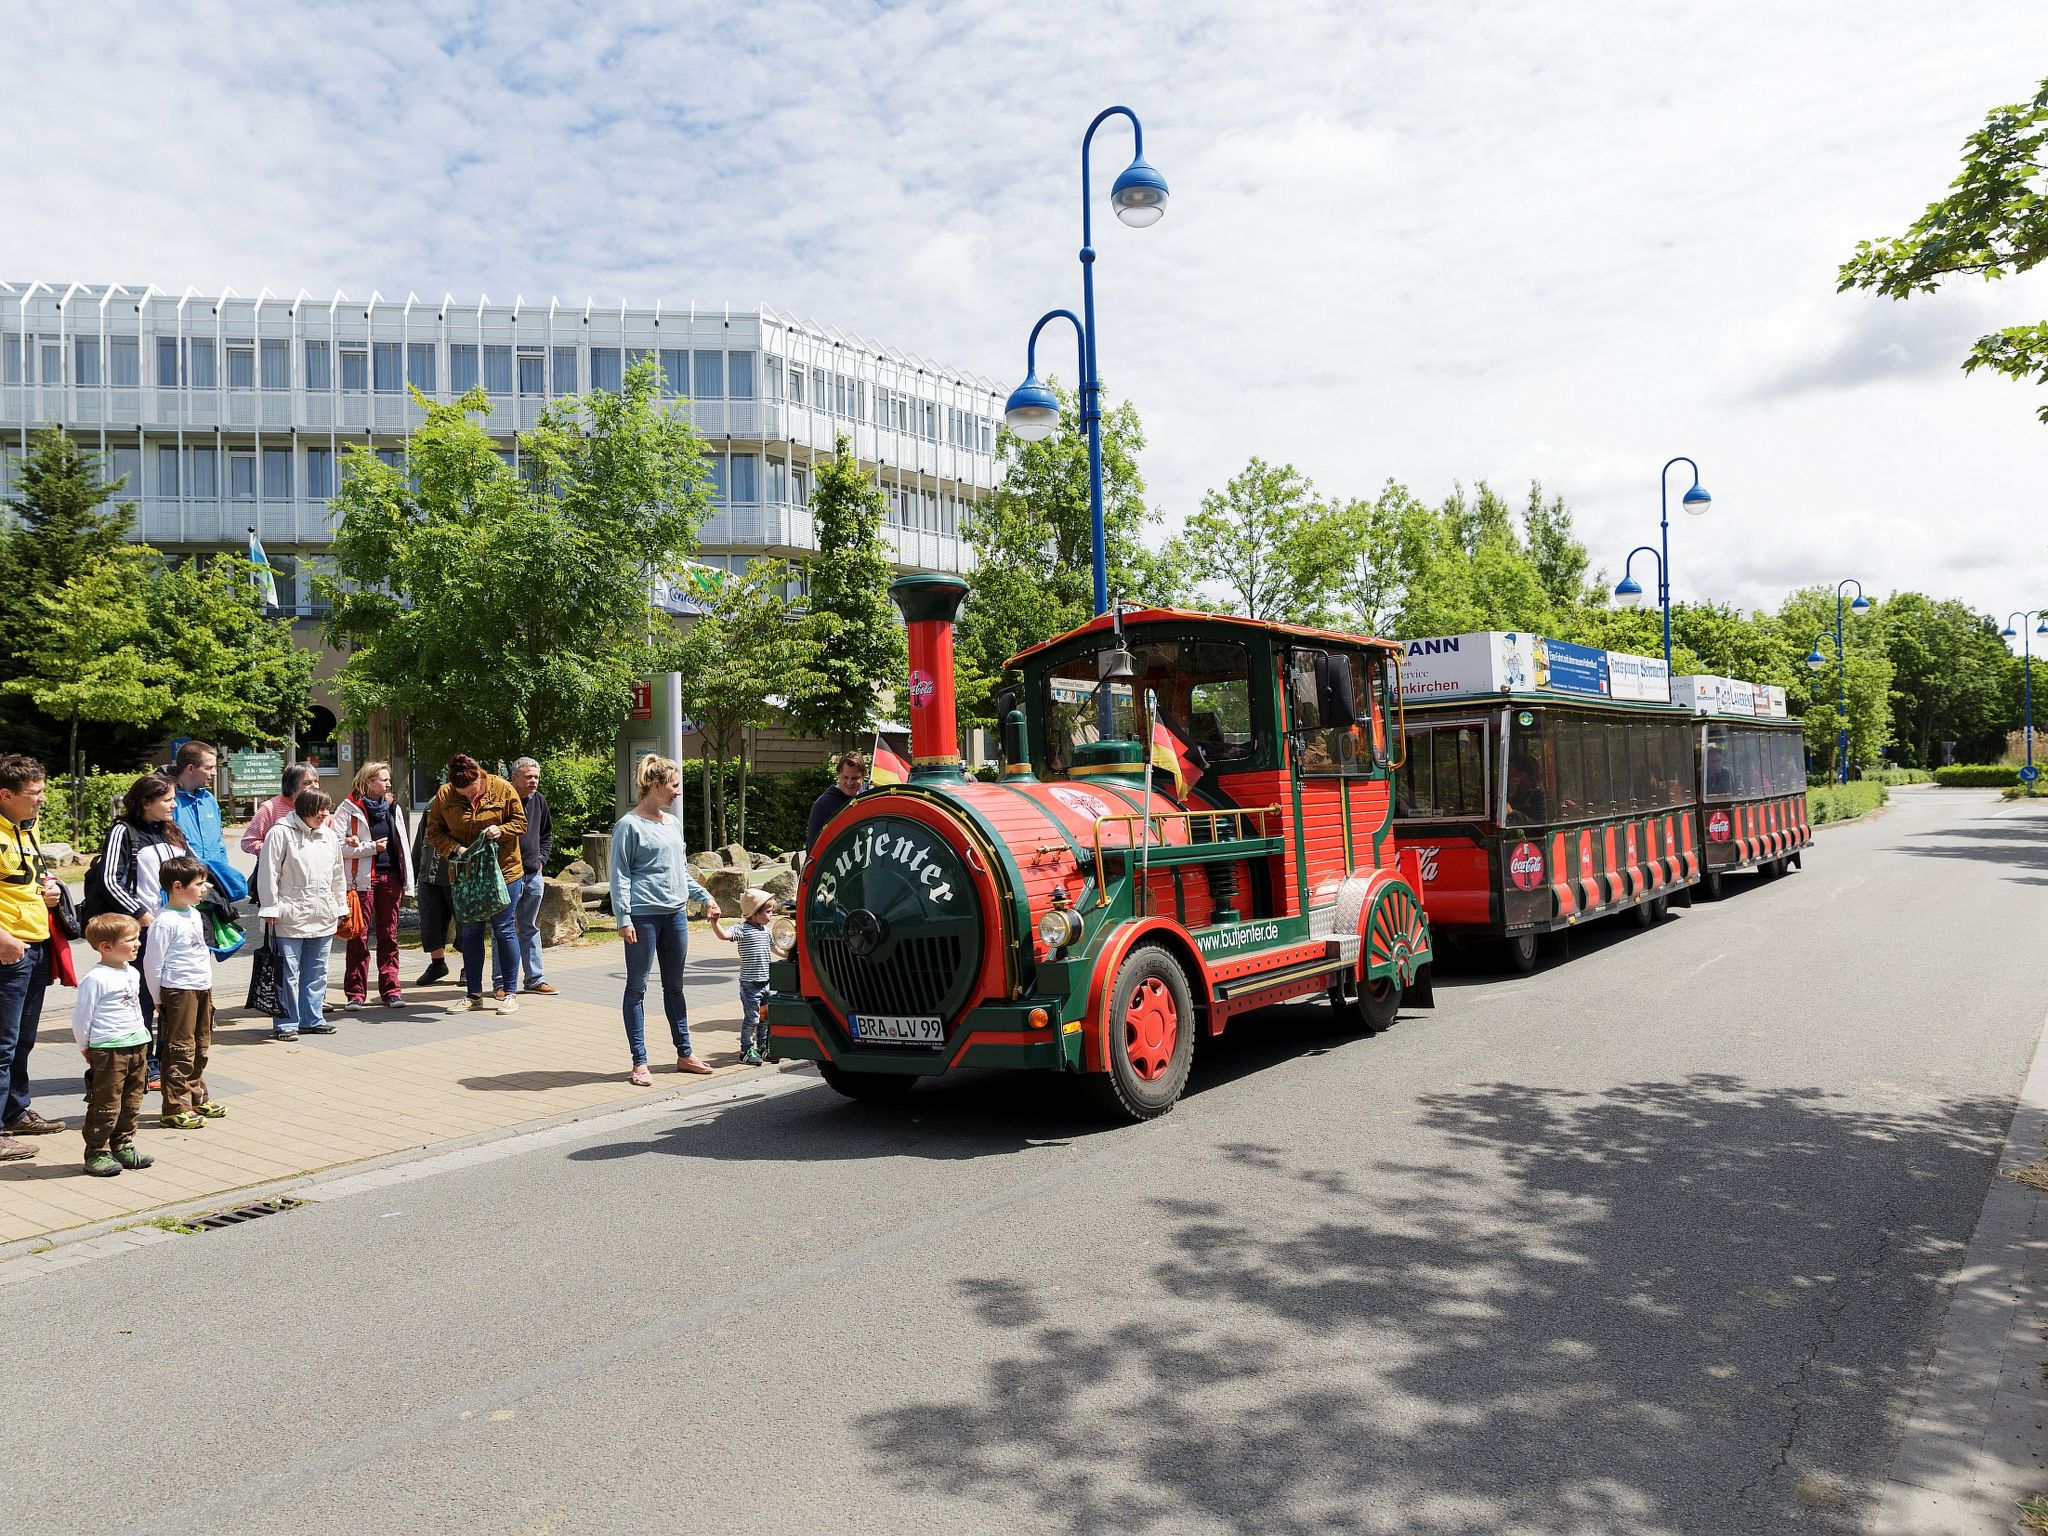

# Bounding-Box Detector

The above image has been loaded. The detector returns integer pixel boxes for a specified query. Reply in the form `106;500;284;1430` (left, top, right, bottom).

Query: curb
1870;1006;2048;1533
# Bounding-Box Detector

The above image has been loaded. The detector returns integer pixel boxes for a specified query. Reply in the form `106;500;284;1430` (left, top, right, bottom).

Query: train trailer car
1673;674;1812;898
1393;631;1702;970
765;574;1434;1121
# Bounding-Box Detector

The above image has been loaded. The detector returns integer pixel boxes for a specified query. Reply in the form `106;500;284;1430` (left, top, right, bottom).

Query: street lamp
1610;456;1711;670
1806;579;1872;784
2002;610;2048;787
1004;105;1168;617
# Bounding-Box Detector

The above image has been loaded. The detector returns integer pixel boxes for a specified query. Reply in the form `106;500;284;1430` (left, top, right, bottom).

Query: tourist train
765;584;1806;1120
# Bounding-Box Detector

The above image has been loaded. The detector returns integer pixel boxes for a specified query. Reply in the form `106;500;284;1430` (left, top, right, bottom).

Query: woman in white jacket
332;761;413;1009
257;788;347;1041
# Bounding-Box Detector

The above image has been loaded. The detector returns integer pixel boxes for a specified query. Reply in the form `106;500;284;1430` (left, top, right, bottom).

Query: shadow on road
847;1073;2008;1535
1898;823;2048;881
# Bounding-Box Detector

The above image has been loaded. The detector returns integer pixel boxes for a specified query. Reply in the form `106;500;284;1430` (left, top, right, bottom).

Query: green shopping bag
451;841;510;924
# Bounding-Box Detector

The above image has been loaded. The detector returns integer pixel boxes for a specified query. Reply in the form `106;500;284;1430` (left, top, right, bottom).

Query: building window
765;359;782;401
109;337;140;388
155;338;180;388
590;347;621;392
811;368;827;408
304;340;331;390
408;342;436;393
188;447;218;497
517;350;544;395
483;345;513;394
625;347;651;383
551;346;577;394
306;447;334;498
374;448;404;471
229;454;256;499
156;444;180;495
110;447;140;500
227;345;255;390
449;344;478;393
73;337;101;387
694;351;724;400
787;367;804;407
185;340;216;388
707;454;728;504
261;338;289;390
730;453;759;503
40;341;62;385
341;349;368;393
660;349;687;396
262;447;293;498
372;342;402;393
792;467;810;506
729;352;756;400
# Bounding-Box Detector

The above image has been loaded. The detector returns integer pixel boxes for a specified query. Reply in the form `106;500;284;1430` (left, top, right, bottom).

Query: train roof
1007;606;1403;669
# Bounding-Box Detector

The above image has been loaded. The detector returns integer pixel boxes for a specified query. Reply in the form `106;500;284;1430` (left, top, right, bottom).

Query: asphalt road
11;787;2046;1536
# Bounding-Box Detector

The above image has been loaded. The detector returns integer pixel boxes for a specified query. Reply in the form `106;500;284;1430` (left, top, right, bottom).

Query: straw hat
739;888;776;919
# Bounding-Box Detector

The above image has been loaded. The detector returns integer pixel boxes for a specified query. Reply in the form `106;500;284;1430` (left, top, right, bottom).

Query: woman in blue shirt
610;755;716;1086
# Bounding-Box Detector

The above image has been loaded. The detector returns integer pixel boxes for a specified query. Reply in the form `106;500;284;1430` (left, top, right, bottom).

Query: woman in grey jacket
257;789;347;1041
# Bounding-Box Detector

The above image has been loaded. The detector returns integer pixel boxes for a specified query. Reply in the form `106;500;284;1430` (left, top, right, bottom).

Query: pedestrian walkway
0;930;749;1247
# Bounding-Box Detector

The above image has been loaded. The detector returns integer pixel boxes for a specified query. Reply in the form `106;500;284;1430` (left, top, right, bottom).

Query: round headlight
1038;907;1083;950
769;916;797;956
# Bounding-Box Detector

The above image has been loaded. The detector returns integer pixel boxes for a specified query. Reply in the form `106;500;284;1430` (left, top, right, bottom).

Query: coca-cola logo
907;668;935;710
1507;841;1544;891
1413;845;1441;882
1707;809;1731;842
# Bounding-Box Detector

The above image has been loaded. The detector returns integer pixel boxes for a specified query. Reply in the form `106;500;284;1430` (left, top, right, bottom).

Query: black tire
1497;932;1538;973
1701;870;1725;901
1631;898;1656;928
1649;895;1669;923
1084;945;1198;1122
817;1061;918;1103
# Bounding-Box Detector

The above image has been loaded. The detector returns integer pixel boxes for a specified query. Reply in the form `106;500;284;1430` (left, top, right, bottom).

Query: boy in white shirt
72;913;157;1177
145;856;223;1129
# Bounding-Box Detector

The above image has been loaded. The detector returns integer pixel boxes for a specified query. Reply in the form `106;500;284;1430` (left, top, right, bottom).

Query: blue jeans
621;910;692;1065
274;934;330;1036
740;980;769;1056
0;941;49;1125
509;872;546;987
459;903;520;998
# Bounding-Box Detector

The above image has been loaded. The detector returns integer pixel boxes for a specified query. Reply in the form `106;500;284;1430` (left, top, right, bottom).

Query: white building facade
0;282;1003;610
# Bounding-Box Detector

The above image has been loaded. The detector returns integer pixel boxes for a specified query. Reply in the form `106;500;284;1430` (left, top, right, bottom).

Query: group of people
0;738;805;1174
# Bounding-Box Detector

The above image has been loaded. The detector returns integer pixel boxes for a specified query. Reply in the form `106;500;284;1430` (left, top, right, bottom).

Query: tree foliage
1838;74;2048;420
1170;457;1347;625
319;361;714;766
783;433;903;745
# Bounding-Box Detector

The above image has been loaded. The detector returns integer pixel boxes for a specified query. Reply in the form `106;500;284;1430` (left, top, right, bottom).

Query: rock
37;841;76;867
718;842;750;868
686;850;723;876
749;851;776;868
559;858;595;887
581;833;612;884
538;878;588;947
753;868;798;902
702;866;751;917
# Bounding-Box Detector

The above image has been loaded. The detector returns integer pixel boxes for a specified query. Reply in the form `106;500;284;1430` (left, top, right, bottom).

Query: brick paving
0;926;755;1248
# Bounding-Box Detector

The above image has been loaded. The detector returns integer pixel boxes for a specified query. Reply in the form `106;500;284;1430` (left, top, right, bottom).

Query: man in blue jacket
168;742;247;902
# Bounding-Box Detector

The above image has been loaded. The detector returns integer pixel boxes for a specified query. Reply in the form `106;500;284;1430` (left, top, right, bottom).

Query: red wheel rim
1124;976;1178;1082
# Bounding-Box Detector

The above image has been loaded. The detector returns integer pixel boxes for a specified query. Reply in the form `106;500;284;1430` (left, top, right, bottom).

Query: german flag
871;735;912;785
1150;719;1200;799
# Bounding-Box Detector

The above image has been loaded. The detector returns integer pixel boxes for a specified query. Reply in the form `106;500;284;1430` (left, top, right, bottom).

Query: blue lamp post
1004;105;1168;617
1802;578;1872;783
2002;610;2047;786
1611;456;1711;671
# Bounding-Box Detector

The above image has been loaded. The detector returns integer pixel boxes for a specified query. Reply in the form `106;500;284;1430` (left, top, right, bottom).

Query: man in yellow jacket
0;755;65;1162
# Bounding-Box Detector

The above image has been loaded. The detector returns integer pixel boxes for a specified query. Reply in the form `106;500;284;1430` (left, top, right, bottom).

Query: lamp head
1110;157;1170;228
2004;623;2019;639
1003;373;1061;442
1681;483;1711;516
1849;594;1871;616
2036;618;2047;636
1805;645;1827;671
1612;574;1645;609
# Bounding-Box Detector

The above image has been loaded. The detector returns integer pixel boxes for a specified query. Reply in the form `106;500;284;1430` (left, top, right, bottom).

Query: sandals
628;1064;653;1087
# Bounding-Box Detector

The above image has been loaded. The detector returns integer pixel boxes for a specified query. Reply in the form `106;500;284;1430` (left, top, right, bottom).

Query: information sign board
227;749;283;798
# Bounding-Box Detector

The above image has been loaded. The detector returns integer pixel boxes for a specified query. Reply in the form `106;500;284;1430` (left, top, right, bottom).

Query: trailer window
1735;730;1764;797
1506;712;1554;826
1397;723;1487;818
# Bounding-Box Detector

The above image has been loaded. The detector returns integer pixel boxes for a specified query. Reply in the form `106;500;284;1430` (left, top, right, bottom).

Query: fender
1080;917;1216;1072
1329;863;1435;1009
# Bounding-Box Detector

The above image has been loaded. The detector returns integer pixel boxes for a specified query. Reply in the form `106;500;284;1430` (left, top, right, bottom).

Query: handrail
1387;652;1408;771
1089;803;1282;910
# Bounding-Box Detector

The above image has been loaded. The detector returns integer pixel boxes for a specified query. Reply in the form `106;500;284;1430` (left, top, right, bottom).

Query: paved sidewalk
0;927;755;1248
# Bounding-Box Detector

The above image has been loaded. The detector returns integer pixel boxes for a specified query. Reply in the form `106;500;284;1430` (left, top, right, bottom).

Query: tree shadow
854;1074;2010;1535
458;1069;638;1092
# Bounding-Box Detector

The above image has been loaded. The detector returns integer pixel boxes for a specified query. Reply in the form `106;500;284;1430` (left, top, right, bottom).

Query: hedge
40;771;148;854
1934;764;2022;787
1872;768;1934;786
538;757;839;865
1808;781;1887;824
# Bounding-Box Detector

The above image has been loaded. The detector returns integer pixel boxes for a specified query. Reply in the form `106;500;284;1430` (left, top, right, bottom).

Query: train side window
1397;729;1433;815
1736;729;1764;797
1434;725;1487;817
1704;724;1734;798
1505;712;1551;826
1580;718;1614;818
1664;721;1692;807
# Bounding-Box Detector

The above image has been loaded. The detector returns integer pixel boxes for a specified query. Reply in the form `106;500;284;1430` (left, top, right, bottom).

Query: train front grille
812;932;964;1026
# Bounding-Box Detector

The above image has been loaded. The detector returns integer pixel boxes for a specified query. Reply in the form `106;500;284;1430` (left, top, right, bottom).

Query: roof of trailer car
1007;606;1402;669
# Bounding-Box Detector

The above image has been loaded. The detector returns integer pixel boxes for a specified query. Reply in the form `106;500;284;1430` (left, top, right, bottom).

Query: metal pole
1658;471;1672;671
1078;106;1142;618
1835;589;1848;785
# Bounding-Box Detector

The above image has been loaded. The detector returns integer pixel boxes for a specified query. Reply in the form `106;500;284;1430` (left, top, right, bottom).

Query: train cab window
1289;648;1377;776
1398;723;1488;818
1041;638;1254;780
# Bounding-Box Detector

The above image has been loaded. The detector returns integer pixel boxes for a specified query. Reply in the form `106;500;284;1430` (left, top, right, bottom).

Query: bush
1872;768;1934;786
1808;781;1887;824
1934;764;2021;787
1999;782;2047;801
537;753;619;875
41;770;146;853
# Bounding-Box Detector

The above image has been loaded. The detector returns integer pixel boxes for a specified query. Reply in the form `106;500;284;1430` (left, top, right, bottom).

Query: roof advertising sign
1607;650;1672;704
1533;637;1610;697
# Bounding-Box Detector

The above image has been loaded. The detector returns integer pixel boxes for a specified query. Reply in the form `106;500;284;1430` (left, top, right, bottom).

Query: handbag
245;932;292;1019
335;887;366;943
450;841;510;925
25;828;82;941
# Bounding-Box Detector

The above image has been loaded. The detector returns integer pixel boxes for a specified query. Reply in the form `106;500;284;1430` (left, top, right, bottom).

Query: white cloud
8;0;2048;620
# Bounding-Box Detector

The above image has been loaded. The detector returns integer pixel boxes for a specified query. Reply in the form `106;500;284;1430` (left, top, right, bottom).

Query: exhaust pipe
888;573;969;783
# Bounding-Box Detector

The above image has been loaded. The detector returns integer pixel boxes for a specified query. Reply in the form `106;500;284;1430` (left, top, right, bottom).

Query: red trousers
344;870;405;1001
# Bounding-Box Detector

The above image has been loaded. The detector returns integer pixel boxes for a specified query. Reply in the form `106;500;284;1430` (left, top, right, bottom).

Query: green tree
319;361;714;765
1838;74;2048;420
1776;587;1895;775
955;381;1176;727
1173;456;1348;624
1874;593;2014;766
784;434;903;746
147;554;314;745
668;560;821;849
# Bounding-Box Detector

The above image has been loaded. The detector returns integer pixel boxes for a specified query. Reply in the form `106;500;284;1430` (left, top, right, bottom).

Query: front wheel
1084;944;1197;1122
817;1061;917;1103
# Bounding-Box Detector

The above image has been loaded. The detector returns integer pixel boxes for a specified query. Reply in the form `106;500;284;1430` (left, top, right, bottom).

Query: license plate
850;1014;944;1044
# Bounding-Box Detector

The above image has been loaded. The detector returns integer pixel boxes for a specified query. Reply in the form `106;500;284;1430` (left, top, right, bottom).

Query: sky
9;0;2048;634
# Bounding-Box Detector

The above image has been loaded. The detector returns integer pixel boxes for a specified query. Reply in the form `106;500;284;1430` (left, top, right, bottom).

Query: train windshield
1041;638;1254;780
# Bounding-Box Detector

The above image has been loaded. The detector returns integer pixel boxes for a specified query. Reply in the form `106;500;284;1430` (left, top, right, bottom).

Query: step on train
765;581;1808;1120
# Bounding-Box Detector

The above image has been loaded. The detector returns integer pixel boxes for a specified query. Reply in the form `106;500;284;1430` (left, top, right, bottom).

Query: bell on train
1099;647;1136;681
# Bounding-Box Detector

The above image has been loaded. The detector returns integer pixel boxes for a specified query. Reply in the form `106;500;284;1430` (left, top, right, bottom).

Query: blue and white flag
248;530;279;611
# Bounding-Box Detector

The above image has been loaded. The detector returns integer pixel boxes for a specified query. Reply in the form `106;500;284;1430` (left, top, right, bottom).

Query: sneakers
268;1029;299;1042
300;1021;337;1036
495;994;519;1016
159;1110;204;1130
4;1108;66;1136
466;996;486;1012
628;1063;653;1086
0;1133;36;1163
676;1056;714;1076
415;957;450;987
380;992;403;1008
145;1074;162;1093
525;982;558;996
113;1144;154;1170
742;1049;764;1067
84;1151;121;1177
342;998;363;1011
194;1101;228;1120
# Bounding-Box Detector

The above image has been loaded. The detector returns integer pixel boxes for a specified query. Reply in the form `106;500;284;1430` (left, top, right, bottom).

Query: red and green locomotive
766;574;1434;1120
